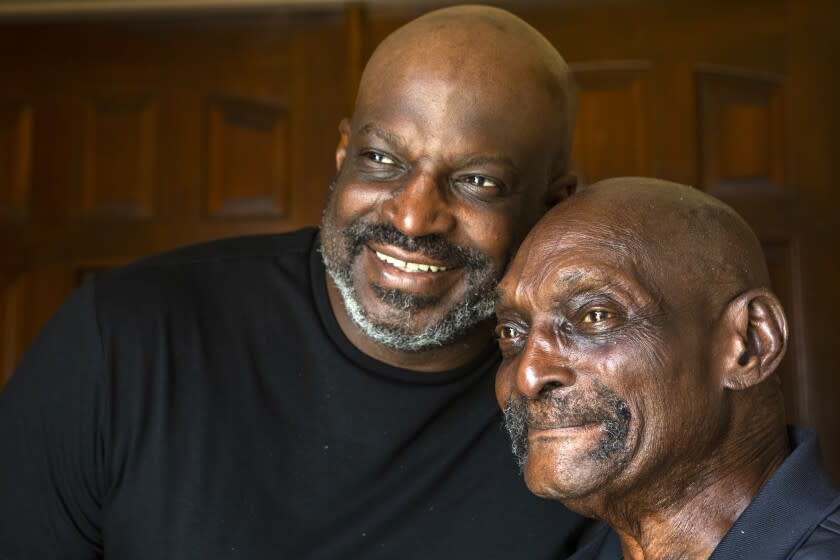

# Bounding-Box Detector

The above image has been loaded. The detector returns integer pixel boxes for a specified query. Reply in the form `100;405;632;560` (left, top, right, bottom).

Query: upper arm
0;280;106;559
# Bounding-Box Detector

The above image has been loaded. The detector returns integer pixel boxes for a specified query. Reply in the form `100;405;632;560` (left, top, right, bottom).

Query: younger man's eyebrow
457;154;520;174
358;123;409;152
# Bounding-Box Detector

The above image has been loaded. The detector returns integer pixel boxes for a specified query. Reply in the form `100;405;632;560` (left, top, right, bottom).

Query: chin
357;273;494;338
523;447;620;504
339;279;490;353
356;285;451;332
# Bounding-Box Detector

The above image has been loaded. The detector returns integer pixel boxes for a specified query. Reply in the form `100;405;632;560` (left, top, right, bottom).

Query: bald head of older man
495;178;840;559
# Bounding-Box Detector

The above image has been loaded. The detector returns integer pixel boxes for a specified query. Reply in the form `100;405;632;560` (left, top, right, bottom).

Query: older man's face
493;217;725;502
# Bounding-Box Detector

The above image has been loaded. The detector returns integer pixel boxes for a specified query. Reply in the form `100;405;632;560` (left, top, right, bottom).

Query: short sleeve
0;279;106;559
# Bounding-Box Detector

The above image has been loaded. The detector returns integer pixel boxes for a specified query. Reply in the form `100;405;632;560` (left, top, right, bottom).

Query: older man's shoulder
792;503;840;559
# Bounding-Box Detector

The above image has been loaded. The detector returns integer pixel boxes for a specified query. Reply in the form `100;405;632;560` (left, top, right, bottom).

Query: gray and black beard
320;217;499;353
502;382;631;472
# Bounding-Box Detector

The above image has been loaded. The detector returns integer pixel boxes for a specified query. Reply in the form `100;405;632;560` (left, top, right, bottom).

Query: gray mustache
526;393;621;429
502;384;631;468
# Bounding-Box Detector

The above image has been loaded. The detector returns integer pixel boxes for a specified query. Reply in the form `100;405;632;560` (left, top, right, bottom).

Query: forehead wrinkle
358;123;409;153
494;257;555;317
553;220;648;262
458;154;520;175
522;232;662;313
536;212;661;287
550;267;651;306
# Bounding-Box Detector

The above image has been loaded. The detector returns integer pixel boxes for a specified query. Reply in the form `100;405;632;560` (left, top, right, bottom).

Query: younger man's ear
717;288;788;391
544;173;578;208
335;118;351;171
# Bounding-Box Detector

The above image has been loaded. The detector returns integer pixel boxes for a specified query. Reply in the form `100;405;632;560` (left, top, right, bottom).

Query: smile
528;423;601;439
374;250;449;273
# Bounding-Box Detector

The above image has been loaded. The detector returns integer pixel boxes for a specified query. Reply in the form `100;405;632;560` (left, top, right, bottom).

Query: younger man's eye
462;175;499;189
364;151;396;165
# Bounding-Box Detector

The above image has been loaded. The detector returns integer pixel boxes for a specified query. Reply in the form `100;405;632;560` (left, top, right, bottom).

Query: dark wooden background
1;0;838;480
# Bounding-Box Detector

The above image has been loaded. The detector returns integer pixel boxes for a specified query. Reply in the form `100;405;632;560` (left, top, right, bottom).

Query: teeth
375;251;448;273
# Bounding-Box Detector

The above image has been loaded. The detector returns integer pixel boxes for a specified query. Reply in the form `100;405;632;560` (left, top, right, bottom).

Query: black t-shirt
0;228;588;559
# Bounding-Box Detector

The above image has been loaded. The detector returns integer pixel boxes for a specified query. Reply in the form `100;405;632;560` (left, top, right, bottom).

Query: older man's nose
381;172;456;238
515;336;576;399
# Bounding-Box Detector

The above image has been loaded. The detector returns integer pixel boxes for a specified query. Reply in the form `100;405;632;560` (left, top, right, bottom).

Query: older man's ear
717;288;789;391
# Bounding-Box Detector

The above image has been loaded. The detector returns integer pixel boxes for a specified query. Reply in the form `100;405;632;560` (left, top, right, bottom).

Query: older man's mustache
502;385;631;469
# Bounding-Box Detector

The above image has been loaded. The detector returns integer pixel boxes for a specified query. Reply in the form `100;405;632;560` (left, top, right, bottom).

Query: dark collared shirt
572;427;840;559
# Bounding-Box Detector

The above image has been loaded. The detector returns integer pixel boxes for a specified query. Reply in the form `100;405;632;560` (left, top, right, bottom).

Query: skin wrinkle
495;177;790;559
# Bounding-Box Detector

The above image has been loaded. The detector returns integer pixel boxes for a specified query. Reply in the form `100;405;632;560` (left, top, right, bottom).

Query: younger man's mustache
343;222;490;270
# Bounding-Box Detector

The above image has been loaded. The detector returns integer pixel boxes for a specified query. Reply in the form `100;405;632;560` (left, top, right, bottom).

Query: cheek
330;181;385;225
567;342;663;421
460;209;523;264
494;362;516;408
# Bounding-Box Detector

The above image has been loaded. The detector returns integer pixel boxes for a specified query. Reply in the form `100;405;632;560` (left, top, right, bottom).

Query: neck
612;457;782;560
575;407;789;559
325;272;495;372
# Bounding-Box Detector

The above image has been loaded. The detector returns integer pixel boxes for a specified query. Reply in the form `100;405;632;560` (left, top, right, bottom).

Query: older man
495;178;840;559
0;5;589;559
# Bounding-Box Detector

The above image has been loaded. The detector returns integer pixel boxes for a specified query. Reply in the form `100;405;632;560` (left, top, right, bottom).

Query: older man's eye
496;325;519;340
495;323;526;356
582;309;611;323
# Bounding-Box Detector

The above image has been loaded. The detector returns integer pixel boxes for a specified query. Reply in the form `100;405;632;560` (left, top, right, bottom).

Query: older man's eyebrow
494;269;590;307
553;269;635;298
358;123;408;152
553;269;587;286
494;285;525;313
494;287;509;307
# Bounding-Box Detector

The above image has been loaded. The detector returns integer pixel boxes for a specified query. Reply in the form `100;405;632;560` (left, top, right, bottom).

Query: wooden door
0;7;353;387
1;0;838;480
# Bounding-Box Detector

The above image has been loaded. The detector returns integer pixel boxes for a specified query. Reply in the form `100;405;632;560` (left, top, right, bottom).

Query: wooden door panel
570;61;653;185
80;91;162;221
697;70;786;195
0;101;33;224
205;95;291;219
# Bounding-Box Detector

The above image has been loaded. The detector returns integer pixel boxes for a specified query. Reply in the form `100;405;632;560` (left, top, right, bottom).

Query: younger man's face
321;57;567;353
